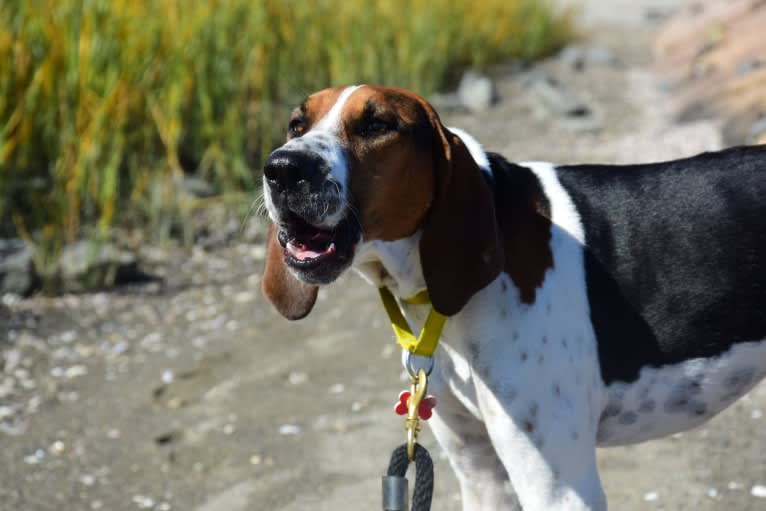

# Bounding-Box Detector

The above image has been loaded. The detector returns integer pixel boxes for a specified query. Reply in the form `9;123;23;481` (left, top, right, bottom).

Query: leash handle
384;444;434;511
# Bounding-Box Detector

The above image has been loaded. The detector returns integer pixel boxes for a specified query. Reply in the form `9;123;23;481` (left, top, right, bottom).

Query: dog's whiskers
240;191;267;234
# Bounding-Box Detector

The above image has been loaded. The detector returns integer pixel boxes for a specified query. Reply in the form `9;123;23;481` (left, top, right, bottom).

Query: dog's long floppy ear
261;223;318;320
419;108;503;316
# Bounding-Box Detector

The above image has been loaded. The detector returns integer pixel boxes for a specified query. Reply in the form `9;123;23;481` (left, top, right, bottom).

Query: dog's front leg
428;368;522;510
475;376;607;511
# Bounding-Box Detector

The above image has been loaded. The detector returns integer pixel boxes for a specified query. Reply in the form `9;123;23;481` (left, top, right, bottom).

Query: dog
260;84;766;510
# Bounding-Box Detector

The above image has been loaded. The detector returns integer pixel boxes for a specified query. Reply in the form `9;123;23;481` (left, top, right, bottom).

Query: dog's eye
288;119;307;137
362;118;393;137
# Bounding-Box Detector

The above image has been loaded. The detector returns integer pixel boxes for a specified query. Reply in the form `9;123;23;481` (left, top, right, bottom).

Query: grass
0;0;572;287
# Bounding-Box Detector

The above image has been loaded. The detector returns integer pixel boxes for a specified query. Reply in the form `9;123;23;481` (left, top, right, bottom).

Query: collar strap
378;287;447;357
400;289;431;305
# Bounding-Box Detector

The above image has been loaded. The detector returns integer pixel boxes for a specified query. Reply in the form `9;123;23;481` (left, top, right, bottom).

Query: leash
378;287;445;510
382;444;434;511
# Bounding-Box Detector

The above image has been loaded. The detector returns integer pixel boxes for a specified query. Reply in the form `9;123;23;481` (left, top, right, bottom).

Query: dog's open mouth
276;214;359;283
278;221;337;267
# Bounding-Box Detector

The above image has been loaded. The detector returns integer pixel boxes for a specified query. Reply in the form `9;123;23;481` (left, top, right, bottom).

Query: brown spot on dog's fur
343;89;436;242
487;154;554;304
295;87;347;129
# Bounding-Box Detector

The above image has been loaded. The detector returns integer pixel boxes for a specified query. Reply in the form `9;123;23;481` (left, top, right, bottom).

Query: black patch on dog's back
556;146;766;384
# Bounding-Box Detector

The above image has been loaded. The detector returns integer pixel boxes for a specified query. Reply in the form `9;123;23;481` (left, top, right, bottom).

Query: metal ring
406;352;434;379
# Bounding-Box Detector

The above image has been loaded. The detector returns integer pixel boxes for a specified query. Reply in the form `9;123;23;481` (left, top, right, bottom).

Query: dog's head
261;85;502;319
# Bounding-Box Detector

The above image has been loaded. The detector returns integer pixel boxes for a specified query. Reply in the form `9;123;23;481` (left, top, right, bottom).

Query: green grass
0;0;572;284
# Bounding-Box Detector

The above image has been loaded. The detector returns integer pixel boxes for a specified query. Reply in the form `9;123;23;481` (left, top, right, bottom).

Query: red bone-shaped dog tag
394;390;437;420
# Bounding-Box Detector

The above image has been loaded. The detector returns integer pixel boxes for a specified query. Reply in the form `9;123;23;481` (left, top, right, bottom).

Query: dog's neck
352;232;426;299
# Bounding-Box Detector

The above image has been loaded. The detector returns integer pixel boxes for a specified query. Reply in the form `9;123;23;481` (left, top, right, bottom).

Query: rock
428;92;466;113
457;71;497;113
749;117;766;141
57;241;140;292
559;45;587;71
0;239;36;295
179;175;216;199
198;217;241;250
587;46;618;66
736;58;762;77
559;45;618;71
526;73;592;118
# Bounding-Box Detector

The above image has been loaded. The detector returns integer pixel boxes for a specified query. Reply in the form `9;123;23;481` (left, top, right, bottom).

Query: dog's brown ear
261;223;318;320
419;112;503;316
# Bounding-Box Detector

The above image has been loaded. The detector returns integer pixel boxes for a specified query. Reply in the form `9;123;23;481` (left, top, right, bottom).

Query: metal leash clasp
405;367;428;461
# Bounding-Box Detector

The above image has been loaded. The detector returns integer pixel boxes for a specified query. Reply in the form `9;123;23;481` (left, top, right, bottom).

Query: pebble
526;73;591;117
751;485;766;498
751;117;766;140
250;454;262;465
65;365;88;379
79;474;96;486
329;383;345;394
737;59;763;76
60;331;77;343
50;440;66;455
380;344;396;359
166;397;184;409
161;370;175;384
707;487;718;498
0;377;14;398
458;71;496;113
111;341;129;355
728;481;743;490
278;424;302;436
23;448;45;465
643;491;659;502
132;495;155;509
4;349;21;373
250;246;266;260
0;419;27;436
2;293;21;306
233;291;254;303
27;395;41;412
0;406;16;421
288;371;308;385
752;409;762;419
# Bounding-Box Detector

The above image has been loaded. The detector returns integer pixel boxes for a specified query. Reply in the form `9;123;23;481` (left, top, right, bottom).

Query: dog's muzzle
263;148;342;226
262;147;359;285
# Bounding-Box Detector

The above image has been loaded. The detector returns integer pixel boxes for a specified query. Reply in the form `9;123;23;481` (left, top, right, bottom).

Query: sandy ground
4;2;766;511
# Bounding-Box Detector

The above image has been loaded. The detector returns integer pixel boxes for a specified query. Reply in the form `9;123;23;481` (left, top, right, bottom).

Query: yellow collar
378;287;447;357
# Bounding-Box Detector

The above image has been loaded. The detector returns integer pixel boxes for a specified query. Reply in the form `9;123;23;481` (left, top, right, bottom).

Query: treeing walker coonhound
260;85;766;510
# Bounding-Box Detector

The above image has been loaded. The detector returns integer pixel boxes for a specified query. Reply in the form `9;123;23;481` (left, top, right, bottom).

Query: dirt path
4;3;766;511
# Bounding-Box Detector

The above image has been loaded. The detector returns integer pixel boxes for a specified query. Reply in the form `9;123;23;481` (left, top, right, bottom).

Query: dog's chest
405;274;604;425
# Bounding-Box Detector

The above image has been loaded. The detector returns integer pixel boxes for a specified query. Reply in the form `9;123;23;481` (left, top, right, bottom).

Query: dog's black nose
263;150;324;192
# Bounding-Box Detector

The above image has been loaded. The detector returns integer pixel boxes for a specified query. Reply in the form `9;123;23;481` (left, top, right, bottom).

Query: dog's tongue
287;241;336;260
